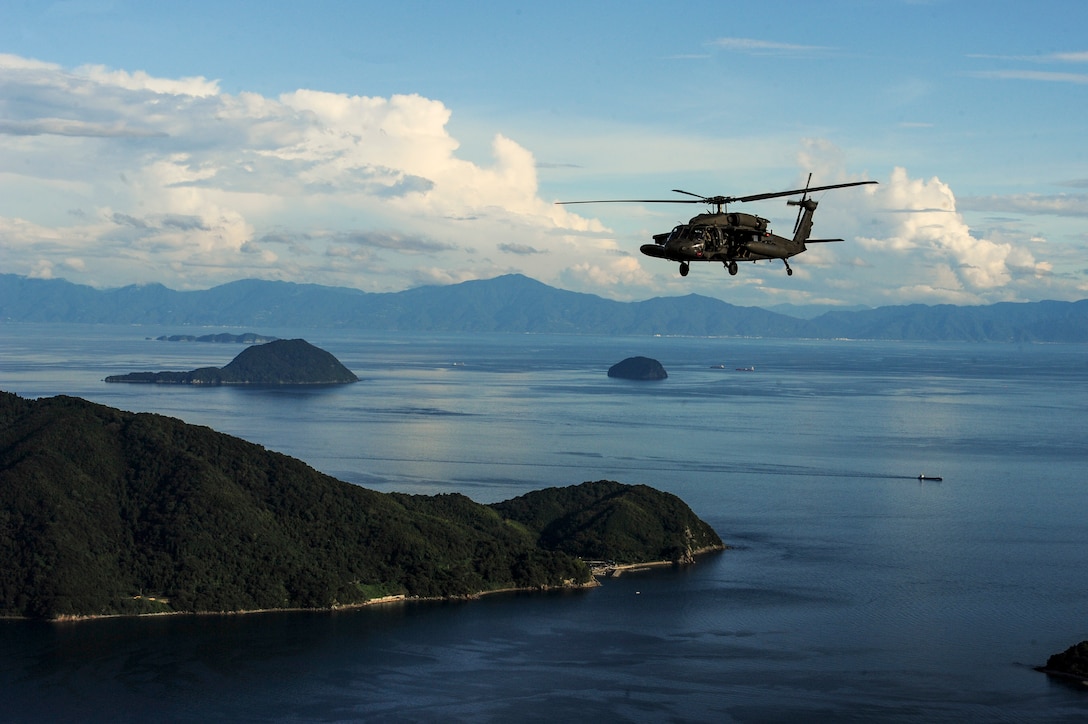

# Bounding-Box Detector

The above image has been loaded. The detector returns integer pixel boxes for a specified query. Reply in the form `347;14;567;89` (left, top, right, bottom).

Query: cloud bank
856;169;1053;303
0;54;605;292
0;54;1077;305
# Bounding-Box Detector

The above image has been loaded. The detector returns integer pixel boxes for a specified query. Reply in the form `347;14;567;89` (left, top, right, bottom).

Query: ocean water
1;324;1087;722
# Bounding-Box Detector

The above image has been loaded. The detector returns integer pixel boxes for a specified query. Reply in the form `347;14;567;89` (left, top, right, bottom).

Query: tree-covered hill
494;480;722;564
0;391;722;620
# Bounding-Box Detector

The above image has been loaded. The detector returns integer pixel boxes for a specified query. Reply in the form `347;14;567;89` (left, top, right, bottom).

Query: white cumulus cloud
857;167;1050;298
0;55;1076;306
0;55;602;291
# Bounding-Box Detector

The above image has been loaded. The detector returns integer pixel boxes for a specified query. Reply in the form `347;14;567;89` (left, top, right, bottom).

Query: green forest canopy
0;391;722;619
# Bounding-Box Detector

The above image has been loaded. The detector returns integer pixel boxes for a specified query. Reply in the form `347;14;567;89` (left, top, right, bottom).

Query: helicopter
558;175;877;277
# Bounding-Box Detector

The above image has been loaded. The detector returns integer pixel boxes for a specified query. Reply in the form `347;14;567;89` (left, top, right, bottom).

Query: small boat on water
917;474;943;481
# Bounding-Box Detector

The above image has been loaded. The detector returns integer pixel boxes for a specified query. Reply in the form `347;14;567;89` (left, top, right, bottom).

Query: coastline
15;547;725;623
592;560;676;577
38;582;593;623
590;545;726;578
1034;667;1088;687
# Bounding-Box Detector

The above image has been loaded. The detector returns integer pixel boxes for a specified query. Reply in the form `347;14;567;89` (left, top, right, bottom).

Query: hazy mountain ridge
2;273;1085;342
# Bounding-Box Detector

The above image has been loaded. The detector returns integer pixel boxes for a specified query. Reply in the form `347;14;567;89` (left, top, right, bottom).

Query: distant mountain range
2;273;1086;342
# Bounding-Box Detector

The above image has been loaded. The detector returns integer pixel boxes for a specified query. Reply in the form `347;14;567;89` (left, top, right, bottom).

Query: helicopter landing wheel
679;262;690;277
727;261;738;276
784;260;793;276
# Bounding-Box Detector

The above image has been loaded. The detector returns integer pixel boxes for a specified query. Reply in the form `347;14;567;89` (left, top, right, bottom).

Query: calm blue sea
2;324;1087;722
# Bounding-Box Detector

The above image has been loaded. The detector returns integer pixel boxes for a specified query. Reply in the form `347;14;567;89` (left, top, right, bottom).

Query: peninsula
1037;641;1088;684
0;391;723;620
105;338;358;385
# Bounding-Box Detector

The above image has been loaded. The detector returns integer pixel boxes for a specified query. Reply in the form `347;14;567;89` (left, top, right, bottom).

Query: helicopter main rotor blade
670;189;711;200
555;180;877;207
557;190;734;206
735;180;877;204
556;198;705;205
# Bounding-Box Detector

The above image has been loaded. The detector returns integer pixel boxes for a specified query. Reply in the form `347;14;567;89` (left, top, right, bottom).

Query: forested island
105;338;358;385
0;391;723;620
155;332;278;344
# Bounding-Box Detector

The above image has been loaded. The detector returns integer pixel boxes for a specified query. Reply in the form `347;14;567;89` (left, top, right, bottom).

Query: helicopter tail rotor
789;173;813;235
786;173;823;245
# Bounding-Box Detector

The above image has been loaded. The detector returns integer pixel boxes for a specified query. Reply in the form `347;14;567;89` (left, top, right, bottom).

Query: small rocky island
105;338;358;385
608;356;668;381
1038;641;1088;684
155;332;279;344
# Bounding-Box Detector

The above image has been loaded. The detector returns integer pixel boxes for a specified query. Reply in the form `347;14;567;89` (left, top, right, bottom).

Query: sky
1;0;1086;309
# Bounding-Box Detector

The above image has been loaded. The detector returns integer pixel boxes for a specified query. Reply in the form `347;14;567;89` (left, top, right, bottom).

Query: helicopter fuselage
640;210;806;276
556;176;877;279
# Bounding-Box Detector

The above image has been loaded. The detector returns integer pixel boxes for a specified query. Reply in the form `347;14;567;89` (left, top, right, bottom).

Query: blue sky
1;0;1085;309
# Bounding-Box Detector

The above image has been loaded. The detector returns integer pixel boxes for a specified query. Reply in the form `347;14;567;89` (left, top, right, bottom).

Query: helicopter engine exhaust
744;240;788;258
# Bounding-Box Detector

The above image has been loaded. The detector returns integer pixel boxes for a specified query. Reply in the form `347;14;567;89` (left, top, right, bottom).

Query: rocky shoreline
1036;640;1088;686
22;548;726;623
